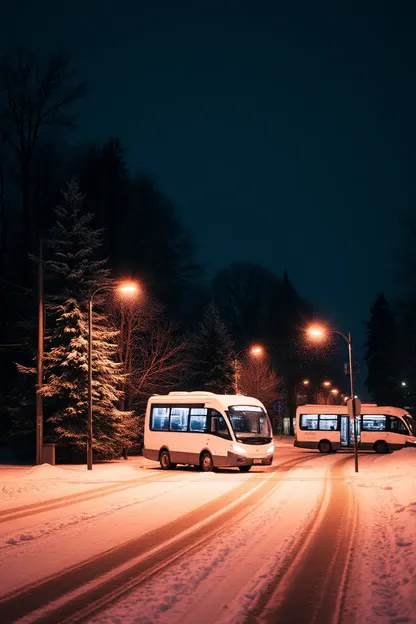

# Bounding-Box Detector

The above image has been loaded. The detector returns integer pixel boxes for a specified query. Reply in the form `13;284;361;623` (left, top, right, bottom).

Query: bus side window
300;414;318;430
362;415;386;431
210;410;232;440
170;407;189;432
389;416;408;434
189;408;208;432
151;406;169;431
318;414;338;431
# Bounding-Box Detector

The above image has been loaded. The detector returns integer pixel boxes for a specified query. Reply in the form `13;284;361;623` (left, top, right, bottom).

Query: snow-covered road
0;443;415;623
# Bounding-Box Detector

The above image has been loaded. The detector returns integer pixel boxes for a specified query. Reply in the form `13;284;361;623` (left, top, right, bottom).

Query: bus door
340;415;350;446
351;416;361;445
340;415;361;447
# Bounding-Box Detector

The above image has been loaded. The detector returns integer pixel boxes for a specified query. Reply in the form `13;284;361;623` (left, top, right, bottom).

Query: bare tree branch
107;294;189;413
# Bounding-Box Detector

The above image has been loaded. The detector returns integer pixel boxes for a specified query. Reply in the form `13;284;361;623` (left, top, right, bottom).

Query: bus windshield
404;415;416;436
228;405;272;443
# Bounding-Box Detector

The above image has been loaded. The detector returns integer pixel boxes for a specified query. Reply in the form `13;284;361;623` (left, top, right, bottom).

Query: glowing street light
401;381;407;388
234;345;265;394
250;345;264;357
302;378;310;386
331;388;339;395
322;380;331;388
305;322;359;473
118;282;140;296
87;280;140;470
307;325;326;339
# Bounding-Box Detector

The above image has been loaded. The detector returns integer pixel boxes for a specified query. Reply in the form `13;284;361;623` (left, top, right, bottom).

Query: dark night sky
2;0;415;383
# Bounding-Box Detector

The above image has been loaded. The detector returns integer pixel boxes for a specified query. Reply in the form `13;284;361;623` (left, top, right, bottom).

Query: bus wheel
374;440;389;454
160;449;176;470
200;451;214;472
238;465;251;473
318;440;332;454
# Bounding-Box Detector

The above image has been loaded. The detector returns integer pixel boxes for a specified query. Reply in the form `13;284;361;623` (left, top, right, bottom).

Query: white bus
294;404;416;454
143;391;274;472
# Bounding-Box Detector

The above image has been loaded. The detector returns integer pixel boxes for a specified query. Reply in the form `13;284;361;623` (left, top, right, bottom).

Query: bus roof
148;392;266;411
296;404;409;416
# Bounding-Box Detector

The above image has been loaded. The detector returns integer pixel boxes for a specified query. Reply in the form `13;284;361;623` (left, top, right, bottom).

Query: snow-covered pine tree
43;180;136;459
192;302;235;393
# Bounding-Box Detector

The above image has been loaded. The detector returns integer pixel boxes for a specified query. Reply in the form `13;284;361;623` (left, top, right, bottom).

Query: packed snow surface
0;442;414;623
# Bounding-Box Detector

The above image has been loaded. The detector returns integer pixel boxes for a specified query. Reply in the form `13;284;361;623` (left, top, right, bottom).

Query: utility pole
36;239;44;465
87;296;93;470
347;332;359;473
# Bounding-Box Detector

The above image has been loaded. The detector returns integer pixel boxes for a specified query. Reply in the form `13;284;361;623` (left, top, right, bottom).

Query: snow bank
0;457;155;510
344;448;416;623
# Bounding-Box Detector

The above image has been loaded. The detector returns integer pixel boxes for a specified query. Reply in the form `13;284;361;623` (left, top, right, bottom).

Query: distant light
331;388;339;395
354;395;358;399
323;380;331;387
401;381;407;387
302;379;310;386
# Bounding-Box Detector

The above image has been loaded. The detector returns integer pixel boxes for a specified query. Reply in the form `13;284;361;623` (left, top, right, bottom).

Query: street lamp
234;345;264;394
330;387;339;405
306;323;359;472
87;280;140;470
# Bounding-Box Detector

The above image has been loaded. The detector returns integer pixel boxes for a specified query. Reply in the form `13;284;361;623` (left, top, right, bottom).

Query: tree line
364;291;416;413
0;47;346;461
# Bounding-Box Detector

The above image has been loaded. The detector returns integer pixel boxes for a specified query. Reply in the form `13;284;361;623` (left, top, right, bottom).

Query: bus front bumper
225;451;273;467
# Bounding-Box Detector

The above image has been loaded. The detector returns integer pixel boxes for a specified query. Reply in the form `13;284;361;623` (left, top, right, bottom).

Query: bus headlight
266;445;274;454
231;444;247;454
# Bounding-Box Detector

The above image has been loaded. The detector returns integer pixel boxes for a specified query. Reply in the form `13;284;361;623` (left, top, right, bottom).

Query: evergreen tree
42;181;135;458
191;303;235;393
365;293;402;406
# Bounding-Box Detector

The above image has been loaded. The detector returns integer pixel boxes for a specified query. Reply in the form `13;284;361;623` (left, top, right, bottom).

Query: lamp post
36;239;44;465
87;281;139;470
233;345;264;394
300;378;333;404
321;379;331;403
306;325;359;472
330;388;340;405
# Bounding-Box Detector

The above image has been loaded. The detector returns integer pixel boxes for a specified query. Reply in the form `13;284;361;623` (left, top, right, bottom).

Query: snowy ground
0;441;414;623
345;449;416;624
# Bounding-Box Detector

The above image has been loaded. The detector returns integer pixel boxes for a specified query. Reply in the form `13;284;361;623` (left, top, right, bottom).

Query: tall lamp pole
233;345;264;394
36;239;44;465
87;293;94;471
87;281;139;471
306;325;359;473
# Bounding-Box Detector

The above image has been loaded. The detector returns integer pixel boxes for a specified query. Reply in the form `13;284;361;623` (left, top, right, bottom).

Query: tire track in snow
246;453;356;624
0;455;315;624
0;470;226;552
0;470;182;525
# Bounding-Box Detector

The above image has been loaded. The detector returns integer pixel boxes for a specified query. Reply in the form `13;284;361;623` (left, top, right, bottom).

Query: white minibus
143;391;274;472
294;404;416;454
